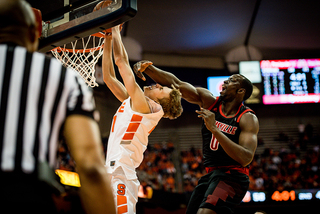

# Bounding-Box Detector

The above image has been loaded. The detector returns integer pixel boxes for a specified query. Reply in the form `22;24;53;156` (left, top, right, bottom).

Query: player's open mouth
221;85;226;93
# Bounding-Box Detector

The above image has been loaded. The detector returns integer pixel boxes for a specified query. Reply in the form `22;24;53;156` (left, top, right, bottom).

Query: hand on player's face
196;108;217;132
133;60;153;81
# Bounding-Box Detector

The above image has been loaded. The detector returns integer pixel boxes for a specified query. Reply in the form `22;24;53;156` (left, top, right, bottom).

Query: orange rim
51;45;104;53
51;32;105;53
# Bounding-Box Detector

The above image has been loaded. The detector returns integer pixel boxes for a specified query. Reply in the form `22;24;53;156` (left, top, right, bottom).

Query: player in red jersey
134;61;259;214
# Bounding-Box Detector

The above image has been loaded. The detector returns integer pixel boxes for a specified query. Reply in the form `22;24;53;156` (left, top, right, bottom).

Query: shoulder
239;112;259;133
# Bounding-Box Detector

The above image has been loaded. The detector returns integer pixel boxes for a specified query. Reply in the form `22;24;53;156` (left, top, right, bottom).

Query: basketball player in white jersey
102;25;183;214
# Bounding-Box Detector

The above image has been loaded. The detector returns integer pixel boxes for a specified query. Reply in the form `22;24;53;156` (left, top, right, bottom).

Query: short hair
240;75;253;101
158;85;183;119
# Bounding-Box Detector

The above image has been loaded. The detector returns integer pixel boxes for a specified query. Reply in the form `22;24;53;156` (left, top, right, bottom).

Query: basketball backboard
27;0;137;53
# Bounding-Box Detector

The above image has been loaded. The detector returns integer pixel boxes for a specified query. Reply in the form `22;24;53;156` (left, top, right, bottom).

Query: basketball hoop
51;32;105;87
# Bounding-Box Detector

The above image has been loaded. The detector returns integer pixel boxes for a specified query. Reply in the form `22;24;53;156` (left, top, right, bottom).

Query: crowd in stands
249;146;319;191
136;142;177;192
57;123;320;195
249;122;320;191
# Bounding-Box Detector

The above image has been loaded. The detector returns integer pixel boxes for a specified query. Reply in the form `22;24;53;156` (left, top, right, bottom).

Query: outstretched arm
112;26;150;114
102;32;128;102
134;61;216;109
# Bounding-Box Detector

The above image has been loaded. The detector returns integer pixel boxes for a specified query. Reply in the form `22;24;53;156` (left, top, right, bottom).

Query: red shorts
205;165;249;176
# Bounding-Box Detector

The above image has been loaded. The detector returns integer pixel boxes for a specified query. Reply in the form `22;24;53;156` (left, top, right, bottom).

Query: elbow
114;57;127;67
103;76;110;85
78;161;107;182
103;77;112;87
241;161;250;168
103;76;116;87
240;154;254;167
76;153;107;181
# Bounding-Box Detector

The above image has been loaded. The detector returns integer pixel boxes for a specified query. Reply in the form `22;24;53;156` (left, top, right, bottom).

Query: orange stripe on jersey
117;195;127;206
111;115;117;132
122;133;135;140
118;205;128;214
126;122;140;132
118;102;126;113
148;125;156;134
131;114;143;122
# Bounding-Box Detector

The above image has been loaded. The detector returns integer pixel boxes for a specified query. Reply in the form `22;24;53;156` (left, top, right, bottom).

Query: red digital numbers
271;190;296;201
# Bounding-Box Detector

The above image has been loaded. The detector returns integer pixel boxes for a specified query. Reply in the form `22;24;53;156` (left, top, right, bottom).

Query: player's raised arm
134;61;216;108
102;31;128;102
112;26;150;114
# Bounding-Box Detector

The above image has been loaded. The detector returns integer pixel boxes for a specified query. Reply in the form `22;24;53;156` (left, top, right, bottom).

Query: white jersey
106;97;163;180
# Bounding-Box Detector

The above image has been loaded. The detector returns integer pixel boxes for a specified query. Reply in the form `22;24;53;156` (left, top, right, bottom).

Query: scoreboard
242;189;320;203
260;59;320;104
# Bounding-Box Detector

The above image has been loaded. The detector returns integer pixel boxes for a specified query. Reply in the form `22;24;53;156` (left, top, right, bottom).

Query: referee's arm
64;115;115;214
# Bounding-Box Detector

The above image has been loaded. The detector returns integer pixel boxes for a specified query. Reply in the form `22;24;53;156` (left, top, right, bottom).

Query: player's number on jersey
210;135;219;151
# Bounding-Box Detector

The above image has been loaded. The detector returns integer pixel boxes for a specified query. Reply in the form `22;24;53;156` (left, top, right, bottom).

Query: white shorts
108;167;140;214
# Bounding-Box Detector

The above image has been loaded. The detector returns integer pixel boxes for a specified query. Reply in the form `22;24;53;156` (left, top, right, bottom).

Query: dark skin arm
196;108;259;167
64;115;116;214
133;60;216;109
135;60;259;167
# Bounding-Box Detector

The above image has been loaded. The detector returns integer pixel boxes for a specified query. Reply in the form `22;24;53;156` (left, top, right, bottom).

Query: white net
51;33;105;87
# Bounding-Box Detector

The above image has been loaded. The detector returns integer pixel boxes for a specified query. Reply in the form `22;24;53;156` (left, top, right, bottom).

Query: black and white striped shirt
0;44;95;174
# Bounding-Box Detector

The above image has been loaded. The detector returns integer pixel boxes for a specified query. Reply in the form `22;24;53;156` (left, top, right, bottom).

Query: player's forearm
102;38;116;80
144;65;182;88
112;29;135;80
112;28;129;66
102;37;128;102
211;128;253;167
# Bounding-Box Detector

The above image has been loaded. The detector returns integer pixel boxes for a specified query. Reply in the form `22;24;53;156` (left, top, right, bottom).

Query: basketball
93;1;113;33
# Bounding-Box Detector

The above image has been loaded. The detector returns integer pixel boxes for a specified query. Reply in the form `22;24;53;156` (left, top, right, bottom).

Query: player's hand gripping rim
133;60;153;81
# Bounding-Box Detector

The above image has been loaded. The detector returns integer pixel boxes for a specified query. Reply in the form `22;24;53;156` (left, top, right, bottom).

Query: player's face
220;74;243;100
143;84;171;102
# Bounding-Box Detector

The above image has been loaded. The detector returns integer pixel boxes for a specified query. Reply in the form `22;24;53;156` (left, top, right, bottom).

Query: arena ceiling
29;0;320;69
125;0;320;60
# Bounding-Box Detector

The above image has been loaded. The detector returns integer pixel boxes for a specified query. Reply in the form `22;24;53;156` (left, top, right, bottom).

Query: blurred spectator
305;122;314;142
249;146;320;191
297;121;305;141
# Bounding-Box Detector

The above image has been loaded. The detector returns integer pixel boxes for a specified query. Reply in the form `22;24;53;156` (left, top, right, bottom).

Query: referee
0;1;115;214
